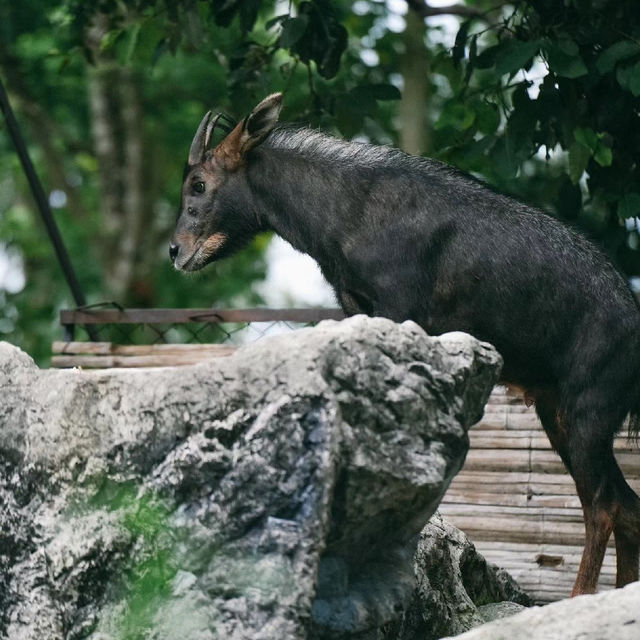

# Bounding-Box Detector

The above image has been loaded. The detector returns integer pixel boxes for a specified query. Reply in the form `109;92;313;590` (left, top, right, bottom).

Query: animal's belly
425;307;557;389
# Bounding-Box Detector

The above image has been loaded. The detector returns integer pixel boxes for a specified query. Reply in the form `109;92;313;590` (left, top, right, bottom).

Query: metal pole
0;76;88;307
0;76;98;340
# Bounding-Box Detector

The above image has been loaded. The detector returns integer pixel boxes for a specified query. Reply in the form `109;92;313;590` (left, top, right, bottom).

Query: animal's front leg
371;282;423;325
338;289;375;317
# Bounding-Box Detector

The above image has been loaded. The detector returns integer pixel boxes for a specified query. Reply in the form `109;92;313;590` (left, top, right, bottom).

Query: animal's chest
315;253;374;316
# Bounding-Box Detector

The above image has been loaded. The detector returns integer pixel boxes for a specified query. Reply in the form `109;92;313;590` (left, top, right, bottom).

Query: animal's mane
263;124;510;209
264;125;447;174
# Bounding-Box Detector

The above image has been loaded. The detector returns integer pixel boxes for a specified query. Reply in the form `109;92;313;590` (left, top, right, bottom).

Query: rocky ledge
444;581;640;640
0;316;504;639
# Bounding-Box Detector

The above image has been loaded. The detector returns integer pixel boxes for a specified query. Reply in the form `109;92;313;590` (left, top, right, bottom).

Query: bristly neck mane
262;125;433;171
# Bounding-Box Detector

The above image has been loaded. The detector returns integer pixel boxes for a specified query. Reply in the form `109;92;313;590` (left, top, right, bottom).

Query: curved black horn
188;110;212;166
219;113;237;126
215;113;236;134
204;113;223;151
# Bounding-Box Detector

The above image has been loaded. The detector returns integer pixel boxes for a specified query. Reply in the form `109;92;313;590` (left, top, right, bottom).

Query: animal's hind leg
534;393;610;594
534;389;571;471
609;456;640;587
565;417;618;596
614;523;639;587
573;500;614;595
533;391;637;594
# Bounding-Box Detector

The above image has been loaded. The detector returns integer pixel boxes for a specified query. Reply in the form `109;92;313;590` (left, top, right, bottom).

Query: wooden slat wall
51;341;237;369
440;387;640;604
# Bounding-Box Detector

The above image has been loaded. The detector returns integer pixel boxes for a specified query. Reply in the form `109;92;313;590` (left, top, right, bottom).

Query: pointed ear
214;93;283;170
244;92;283;142
188;111;213;166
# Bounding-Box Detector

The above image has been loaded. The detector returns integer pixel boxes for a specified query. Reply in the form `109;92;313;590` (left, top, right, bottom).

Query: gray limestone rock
444;581;640;640
0;317;502;640
476;602;526;623
375;513;531;640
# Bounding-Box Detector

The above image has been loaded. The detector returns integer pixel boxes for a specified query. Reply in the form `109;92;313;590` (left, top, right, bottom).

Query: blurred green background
2;0;640;364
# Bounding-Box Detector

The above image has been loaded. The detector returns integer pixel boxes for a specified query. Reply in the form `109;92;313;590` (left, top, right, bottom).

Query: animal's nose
169;243;179;262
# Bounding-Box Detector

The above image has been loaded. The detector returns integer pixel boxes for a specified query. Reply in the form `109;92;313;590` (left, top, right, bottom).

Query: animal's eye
193;181;205;194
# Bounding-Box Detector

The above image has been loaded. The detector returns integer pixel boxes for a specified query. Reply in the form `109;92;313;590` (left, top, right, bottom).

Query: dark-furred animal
170;93;640;596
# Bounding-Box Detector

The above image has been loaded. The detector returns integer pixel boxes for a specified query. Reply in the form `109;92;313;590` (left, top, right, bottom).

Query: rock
444;581;640;640
0;317;501;640
376;513;530;640
476;602;526;624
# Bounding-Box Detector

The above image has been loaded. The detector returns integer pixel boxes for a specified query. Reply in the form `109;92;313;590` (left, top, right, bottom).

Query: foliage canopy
2;0;640;363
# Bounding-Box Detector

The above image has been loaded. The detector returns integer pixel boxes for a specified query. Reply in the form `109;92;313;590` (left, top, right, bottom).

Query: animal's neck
246;146;353;263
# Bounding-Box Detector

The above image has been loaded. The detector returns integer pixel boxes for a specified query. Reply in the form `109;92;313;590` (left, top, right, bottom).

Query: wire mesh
68;319;321;345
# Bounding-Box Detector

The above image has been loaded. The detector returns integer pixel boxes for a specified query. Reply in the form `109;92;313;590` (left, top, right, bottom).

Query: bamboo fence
439;387;640;603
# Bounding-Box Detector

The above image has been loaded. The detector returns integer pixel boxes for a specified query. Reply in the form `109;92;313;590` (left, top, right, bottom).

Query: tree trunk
86;17;151;302
399;11;430;155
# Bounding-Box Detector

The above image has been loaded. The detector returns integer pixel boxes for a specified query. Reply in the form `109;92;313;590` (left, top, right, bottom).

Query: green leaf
494;39;541;76
474;101;500;134
474;43;499;69
453;20;470;68
574;127;599;151
134;18;165;63
123;24;141;64
490;137;518;179
614;61;640;95
266;14;289;30
279;16;309;48
289;1;347;79
594;145;612;167
573;127;612;167
99;28;123;53
469;34;478;64
464;34;478;84
596;40;640;74
618;193;640;219
545;41;588;78
555;36;579;56
435;103;475;131
239;0;262;32
568;141;591;184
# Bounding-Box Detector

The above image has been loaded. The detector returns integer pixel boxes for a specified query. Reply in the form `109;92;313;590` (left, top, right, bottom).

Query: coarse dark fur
170;94;640;596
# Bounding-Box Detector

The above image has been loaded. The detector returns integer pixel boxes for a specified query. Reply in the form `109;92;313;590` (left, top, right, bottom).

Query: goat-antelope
171;93;640;596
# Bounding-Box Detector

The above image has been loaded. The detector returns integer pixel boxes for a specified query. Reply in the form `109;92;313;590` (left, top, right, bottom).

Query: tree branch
406;0;504;19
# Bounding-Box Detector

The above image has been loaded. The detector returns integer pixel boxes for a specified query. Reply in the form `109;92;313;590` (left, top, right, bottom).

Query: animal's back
376;160;640;393
267;125;640;402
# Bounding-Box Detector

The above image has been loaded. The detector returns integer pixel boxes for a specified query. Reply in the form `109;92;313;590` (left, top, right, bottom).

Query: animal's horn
204;113;223;151
188;110;212;165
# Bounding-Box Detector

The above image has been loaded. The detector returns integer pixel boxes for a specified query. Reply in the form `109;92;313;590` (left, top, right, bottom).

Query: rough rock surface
309;513;530;640
376;514;530;640
445;581;640;640
0;317;501;640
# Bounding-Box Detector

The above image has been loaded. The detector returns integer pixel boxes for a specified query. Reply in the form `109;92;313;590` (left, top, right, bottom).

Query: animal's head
170;93;283;271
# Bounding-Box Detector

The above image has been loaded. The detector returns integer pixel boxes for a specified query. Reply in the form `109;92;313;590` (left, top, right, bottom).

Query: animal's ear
188;110;213;166
244;92;283;142
214;93;282;170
